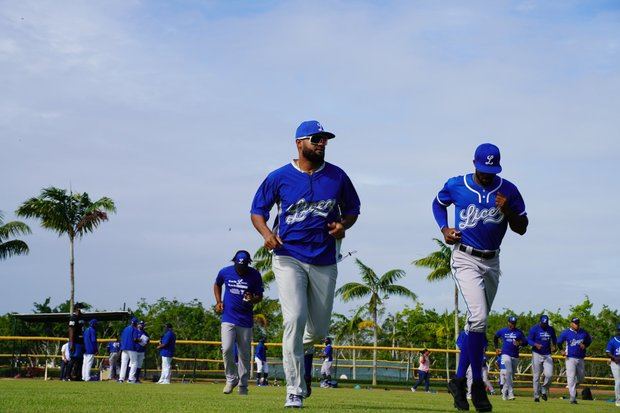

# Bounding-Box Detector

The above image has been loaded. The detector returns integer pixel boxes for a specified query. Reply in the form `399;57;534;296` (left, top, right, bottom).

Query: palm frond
378;269;406;288
381;284;417;301
354;258;378;286
0;220;31;241
335;282;371;302
426;267;452;282
0;240;29;259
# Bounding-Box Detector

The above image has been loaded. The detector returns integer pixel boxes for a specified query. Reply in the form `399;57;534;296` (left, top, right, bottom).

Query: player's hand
551;345;557;352
495;348;501;356
441;227;461;245
243;292;253;303
263;232;283;250
328;222;346;239
69;345;74;353
579;343;586;350
534;343;542;350
561;350;567;357
215;302;224;313
495;192;511;214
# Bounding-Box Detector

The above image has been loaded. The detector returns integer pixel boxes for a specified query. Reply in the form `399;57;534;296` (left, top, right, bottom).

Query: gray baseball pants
273;254;338;396
466;365;493;398
566;357;585;401
451;246;500;333
611;361;620;402
501;354;519;399
532;352;553;398
221;322;252;389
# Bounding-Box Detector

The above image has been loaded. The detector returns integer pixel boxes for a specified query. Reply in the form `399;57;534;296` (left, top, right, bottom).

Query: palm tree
0;211;31;260
336;258;417;386
331;308;374;381
16;187;116;313
253;246;275;288
412;238;459;361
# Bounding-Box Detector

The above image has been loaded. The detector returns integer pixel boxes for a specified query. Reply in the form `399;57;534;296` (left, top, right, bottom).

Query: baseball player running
251;120;361;408
605;323;620;407
527;315;557;402
558;317;592;404
493;316;526;401
214;250;264;396
433;143;528;412
320;337;334;388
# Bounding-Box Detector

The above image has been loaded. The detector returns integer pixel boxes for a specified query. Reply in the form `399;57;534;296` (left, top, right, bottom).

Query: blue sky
1;1;618;316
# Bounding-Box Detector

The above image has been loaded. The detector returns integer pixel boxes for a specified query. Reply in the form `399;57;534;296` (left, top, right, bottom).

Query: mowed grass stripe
0;379;616;412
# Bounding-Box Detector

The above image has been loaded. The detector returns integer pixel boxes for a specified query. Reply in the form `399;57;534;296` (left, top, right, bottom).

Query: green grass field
0;379;617;412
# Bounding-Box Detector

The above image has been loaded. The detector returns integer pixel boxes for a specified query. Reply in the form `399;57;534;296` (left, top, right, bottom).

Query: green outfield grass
0;379;617;412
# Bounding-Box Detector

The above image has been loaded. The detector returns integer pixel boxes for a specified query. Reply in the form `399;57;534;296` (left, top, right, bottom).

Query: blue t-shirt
120;325;140;351
251;162;361;265
558;328;592;359
527;324;557;356
606;336;620;359
215;265;264;328
107;341;120;353
324;344;333;362
434;174;526;250
83;327;98;355
159;330;176;357
255;342;267;361
494;327;526;358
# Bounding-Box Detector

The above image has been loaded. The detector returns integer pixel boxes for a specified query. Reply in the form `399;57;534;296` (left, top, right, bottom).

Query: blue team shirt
494;327;527;358
120;325;140;351
215;265;264;328
528;324;557;355
435;174;526;250
255;342;267;361
251;162;361;265
107;341;120;353
159;330;176;357
558;328;592;359
83;327;98;355
606;336;620;359
324;344;333;362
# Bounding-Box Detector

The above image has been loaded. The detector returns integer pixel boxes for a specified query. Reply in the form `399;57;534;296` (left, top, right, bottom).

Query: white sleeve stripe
436;195;448;207
518;210;527;216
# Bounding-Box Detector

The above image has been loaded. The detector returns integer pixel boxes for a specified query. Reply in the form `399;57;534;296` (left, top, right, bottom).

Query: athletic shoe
117;379;124;383
534;397;539;402
570;400;578;404
304;376;312;398
285;394;303;408
614;401;620;407
447;377;470;411
471;380;493;412
223;379;239;394
238;387;248;396
410;387;416;392
541;393;547;401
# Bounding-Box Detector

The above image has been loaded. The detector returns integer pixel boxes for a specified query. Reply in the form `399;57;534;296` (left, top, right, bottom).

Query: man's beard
302;146;325;163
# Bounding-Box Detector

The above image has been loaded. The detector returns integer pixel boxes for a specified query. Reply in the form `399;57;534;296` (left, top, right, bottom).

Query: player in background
320;337;334;388
67;302;86;381
493;316;526;400
60;340;71;381
605;323;620;407
214;250;264;396
157;323;176;384
119;317;140;383
527;315;557;402
411;348;431;393
135;321;150;383
497;357;506;394
433;143;528;412
558;317;592;404
251;120;360;408
107;336;120;380
82;319;98;381
255;338;269;386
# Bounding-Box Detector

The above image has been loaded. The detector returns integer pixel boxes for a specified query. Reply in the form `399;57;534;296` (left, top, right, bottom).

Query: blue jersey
215;265;264;328
324;344;333;362
251;162;361;265
494;327;526;358
434;174;526;250
255;342;267;361
606;336;620;358
83;327;98;355
120;325;140;351
527;324;557;355
159;330;176;357
558;328;592;359
107;341;120;353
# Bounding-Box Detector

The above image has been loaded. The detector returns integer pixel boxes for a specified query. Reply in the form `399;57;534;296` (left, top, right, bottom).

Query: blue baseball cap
540;315;549;324
508;316;517;324
571;317;580;324
474;143;502;174
130;316;139;324
295;120;335;140
232;250;252;265
89;319;98;326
